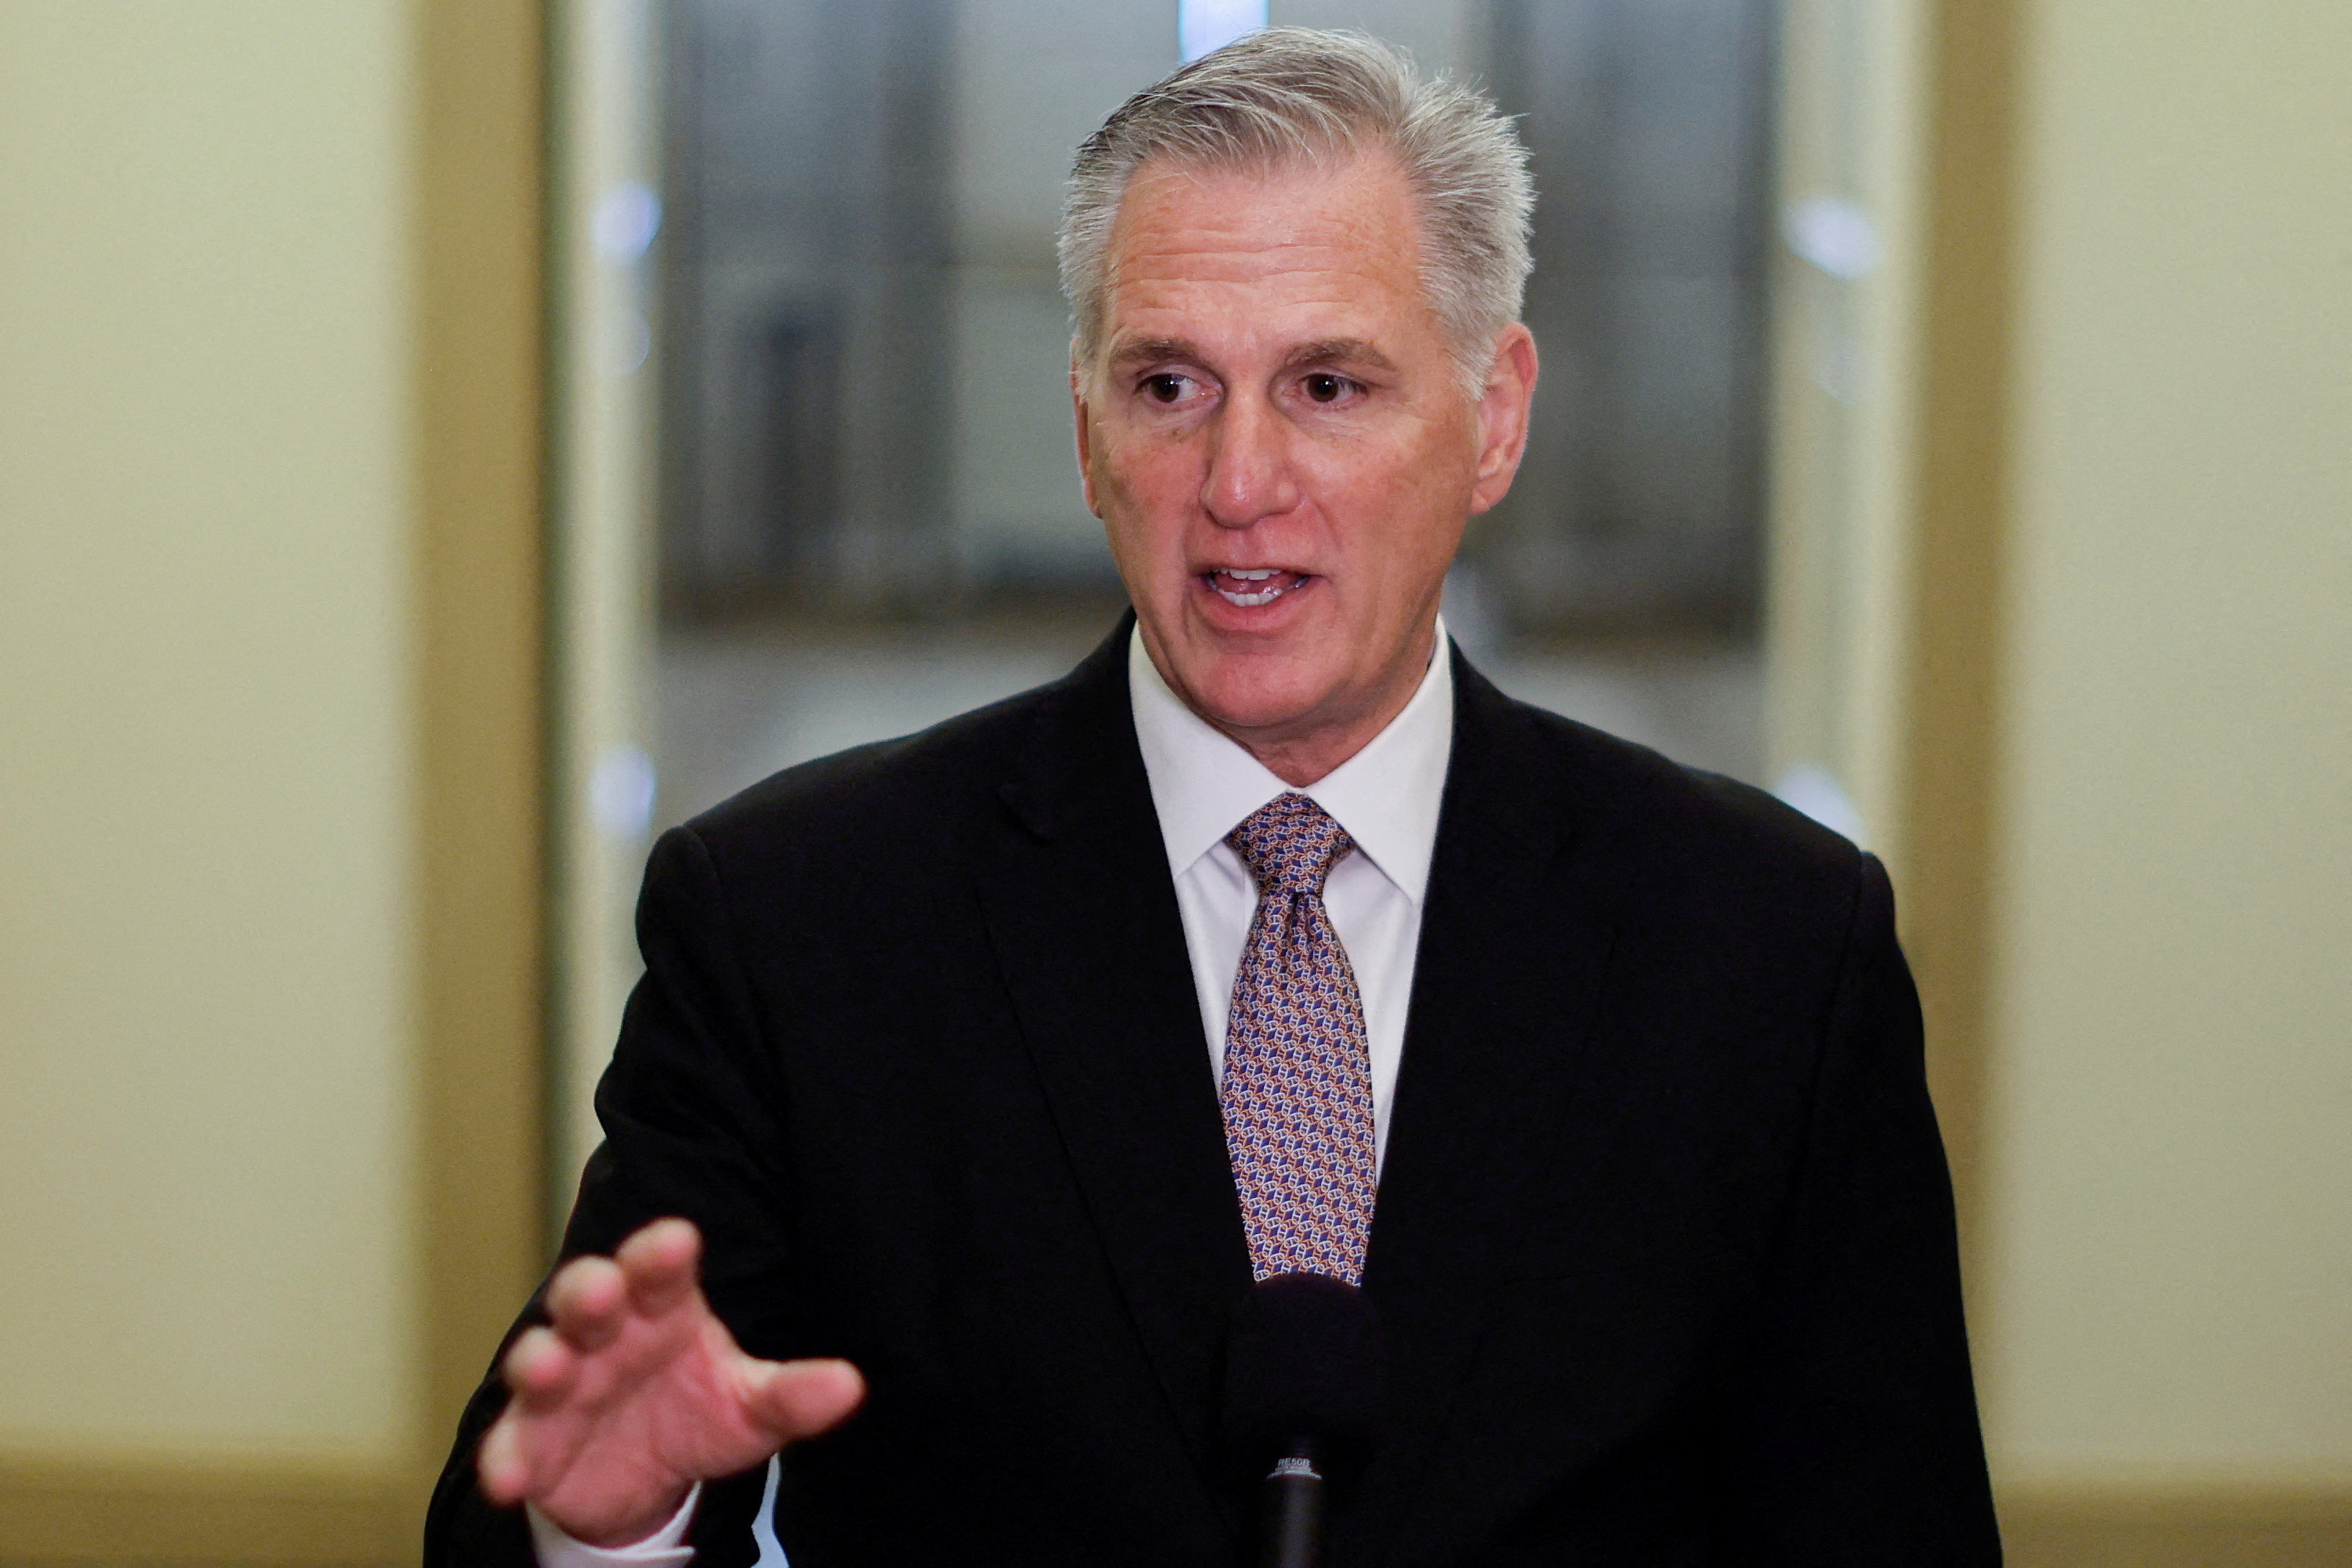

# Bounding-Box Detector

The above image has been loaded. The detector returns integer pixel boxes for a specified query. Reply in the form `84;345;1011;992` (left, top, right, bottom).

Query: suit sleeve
424;825;805;1567
1722;853;2002;1564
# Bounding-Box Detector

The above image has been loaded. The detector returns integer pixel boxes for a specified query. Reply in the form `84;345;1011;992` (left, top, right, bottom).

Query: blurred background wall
1;1;545;1559
0;1;2344;1564
3;0;418;1467
1975;0;2351;1556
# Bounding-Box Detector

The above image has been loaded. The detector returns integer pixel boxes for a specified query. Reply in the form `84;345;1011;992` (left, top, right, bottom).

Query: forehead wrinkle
1114;235;1406;294
1110;247;1422;330
1107;154;1424;289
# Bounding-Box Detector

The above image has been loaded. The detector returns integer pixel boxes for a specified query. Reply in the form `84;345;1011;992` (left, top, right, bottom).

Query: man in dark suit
429;29;1998;1566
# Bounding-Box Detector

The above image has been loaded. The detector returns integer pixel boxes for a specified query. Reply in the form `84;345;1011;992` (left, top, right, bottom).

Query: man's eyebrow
1107;336;1200;369
1279;338;1399;374
1105;336;1402;374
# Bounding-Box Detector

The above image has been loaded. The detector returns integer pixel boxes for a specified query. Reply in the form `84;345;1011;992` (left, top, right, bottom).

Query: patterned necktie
1219;793;1378;1284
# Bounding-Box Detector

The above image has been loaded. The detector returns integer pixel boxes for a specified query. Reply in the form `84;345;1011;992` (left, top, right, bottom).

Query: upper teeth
1213;569;1290;608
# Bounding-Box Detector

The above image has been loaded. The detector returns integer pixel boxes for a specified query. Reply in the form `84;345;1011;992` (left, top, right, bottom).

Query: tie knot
1227;793;1354;897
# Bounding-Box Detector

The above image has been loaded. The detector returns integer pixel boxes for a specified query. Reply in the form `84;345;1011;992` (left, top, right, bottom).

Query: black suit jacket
428;623;1999;1565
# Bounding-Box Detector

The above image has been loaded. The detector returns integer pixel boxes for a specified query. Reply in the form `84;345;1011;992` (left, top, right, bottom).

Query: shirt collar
1128;619;1455;905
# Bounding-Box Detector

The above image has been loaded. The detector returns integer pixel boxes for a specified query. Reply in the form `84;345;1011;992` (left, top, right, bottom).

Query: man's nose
1199;389;1300;529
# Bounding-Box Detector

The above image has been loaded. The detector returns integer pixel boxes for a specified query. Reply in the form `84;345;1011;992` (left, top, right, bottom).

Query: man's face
1075;152;1535;779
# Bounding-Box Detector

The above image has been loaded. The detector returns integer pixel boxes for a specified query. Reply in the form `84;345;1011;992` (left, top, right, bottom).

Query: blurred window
651;0;1773;828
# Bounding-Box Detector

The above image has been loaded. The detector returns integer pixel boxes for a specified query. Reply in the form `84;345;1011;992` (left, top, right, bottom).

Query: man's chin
1170;665;1344;746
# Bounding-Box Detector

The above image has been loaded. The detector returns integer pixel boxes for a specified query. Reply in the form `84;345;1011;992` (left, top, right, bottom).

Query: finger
741;1356;865;1443
501;1325;581;1412
545;1255;629;1352
616;1217;703;1316
476;1406;533;1503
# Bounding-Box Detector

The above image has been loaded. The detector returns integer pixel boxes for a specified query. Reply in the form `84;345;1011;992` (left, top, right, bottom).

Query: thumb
740;1356;866;1444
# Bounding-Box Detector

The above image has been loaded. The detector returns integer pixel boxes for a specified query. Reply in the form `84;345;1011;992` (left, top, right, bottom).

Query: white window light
1180;0;1267;64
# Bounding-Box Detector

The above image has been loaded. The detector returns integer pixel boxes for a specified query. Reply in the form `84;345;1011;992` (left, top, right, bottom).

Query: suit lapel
973;621;1254;1493
971;631;1623;1557
1351;651;1619;1554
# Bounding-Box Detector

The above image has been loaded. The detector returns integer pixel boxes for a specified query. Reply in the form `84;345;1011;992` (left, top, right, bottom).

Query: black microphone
1222;1272;1387;1568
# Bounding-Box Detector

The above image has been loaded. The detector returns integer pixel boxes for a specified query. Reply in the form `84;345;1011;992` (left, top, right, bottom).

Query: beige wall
0;2;418;1461
0;4;544;1558
1771;0;2352;1554
1980;0;2352;1491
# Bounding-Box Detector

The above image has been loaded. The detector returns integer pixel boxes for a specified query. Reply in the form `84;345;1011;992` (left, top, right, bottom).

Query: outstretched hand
476;1218;864;1546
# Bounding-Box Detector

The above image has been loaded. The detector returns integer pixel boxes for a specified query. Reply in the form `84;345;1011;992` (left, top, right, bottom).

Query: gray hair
1058;27;1534;400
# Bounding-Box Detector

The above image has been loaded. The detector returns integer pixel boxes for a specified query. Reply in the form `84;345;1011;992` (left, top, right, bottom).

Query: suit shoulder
673;674;1063;861
1499;693;1868;894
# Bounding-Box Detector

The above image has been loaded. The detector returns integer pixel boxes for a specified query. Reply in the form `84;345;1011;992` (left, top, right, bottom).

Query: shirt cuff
526;1483;702;1568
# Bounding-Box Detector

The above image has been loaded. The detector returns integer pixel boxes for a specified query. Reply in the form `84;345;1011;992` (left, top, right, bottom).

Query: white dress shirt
529;1486;699;1568
534;620;1456;1566
1128;621;1454;1168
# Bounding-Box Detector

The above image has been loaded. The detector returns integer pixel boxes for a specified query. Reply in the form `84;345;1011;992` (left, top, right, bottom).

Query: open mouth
1205;567;1310;608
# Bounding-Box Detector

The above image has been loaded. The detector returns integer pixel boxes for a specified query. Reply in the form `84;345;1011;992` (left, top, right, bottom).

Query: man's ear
1071;352;1101;516
1468;323;1539;517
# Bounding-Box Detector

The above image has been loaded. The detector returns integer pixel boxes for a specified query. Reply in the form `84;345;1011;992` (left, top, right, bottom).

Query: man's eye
1303;372;1352;403
1143;373;1190;403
